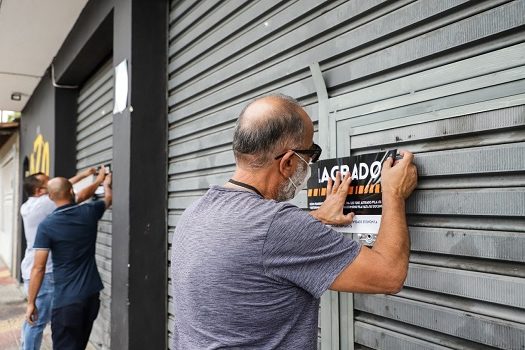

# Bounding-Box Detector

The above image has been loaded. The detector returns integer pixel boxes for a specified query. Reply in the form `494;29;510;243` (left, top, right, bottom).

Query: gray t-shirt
171;186;361;349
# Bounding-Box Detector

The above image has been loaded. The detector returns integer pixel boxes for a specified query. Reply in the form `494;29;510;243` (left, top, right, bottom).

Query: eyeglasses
274;143;322;163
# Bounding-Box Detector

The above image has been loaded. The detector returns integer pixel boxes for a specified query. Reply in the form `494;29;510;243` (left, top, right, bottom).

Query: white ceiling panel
0;0;88;111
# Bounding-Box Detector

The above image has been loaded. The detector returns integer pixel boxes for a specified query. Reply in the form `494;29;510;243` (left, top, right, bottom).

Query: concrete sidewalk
0;260;52;350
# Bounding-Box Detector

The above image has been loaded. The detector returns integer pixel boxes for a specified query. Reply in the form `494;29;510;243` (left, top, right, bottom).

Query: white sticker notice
113;59;129;114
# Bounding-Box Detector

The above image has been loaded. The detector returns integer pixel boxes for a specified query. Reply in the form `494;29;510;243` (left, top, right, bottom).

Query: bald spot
47;177;73;200
240;96;311;132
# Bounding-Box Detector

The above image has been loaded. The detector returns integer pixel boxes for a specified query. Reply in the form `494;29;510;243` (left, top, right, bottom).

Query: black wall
54;88;78;178
20;74;56;177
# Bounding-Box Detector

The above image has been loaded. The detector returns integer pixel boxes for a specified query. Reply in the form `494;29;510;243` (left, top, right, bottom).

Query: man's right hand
96;165;107;184
381;150;418;200
103;172;112;188
25;303;38;326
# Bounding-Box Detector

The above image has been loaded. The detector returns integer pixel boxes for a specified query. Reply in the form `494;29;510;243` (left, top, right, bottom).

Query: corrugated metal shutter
325;1;525;348
333;42;525;349
76;60;113;350
167;0;525;348
333;47;525;349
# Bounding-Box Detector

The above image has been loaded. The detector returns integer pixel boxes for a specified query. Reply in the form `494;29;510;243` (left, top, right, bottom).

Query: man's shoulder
82;200;104;209
78;200;106;220
21;195;55;217
21;194;49;207
69;200;104;214
88;199;106;213
179;186;287;223
201;186;290;212
37;214;53;232
32;194;53;206
268;202;320;233
272;201;308;218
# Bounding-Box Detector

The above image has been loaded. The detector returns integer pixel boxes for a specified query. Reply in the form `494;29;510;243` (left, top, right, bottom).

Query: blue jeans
21;273;54;350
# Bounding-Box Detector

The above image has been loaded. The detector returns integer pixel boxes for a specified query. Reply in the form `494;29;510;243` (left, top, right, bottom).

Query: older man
170;94;418;349
20;168;104;350
25;172;112;350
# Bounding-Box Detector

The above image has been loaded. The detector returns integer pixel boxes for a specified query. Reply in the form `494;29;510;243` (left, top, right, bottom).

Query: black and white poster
307;150;396;233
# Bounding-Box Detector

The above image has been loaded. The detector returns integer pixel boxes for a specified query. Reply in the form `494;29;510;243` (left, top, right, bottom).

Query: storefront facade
17;1;524;349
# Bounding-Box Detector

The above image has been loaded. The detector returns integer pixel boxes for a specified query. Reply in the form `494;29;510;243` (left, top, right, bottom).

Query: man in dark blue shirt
26;172;112;350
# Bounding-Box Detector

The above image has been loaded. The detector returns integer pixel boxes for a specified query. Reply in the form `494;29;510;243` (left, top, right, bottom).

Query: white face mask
288;152;311;198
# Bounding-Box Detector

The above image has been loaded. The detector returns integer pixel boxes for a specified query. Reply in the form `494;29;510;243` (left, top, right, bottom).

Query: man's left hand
83;167;97;177
310;171;354;226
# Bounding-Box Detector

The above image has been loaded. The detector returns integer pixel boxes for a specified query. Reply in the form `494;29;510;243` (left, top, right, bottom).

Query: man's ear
278;151;296;178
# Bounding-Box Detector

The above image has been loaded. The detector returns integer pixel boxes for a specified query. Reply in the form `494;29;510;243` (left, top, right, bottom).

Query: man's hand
27;249;48;322
25;303;38;326
96;165;107;184
82;167;97;178
381;151;418;200
310;171;354;225
103;172;112;188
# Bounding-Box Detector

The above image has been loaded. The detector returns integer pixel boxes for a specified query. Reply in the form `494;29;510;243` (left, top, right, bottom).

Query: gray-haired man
170;94;418;349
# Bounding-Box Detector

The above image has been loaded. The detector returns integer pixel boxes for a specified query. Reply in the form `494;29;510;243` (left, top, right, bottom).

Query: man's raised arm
103;172;112;208
68;167;96;184
328;151;418;294
76;165;107;203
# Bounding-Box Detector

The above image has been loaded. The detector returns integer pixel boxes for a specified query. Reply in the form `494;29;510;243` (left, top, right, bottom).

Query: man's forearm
69;168;95;184
103;183;112;208
68;174;83;185
372;194;410;281
76;178;103;203
27;267;45;305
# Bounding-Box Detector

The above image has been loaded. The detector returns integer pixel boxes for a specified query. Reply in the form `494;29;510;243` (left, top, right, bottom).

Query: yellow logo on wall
29;134;50;176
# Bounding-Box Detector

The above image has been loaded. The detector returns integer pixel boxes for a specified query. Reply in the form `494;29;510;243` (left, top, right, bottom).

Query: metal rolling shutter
332;42;525;348
167;0;525;348
325;3;525;347
76;60;113;350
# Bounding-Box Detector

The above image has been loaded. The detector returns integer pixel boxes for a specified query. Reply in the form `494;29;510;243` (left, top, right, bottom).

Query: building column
112;1;168;349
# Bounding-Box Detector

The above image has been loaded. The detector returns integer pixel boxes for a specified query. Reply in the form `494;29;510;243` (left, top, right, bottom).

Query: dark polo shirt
34;201;105;309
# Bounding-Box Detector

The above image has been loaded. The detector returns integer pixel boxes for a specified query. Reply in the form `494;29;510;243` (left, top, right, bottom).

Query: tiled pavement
0;260;52;350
